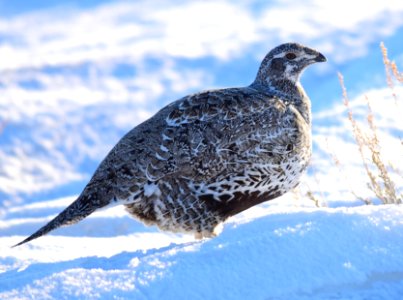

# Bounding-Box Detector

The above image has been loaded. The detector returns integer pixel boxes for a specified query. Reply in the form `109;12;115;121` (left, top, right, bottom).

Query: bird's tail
12;193;106;247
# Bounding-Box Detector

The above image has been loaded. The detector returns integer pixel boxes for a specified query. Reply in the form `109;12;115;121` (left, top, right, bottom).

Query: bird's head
253;43;326;87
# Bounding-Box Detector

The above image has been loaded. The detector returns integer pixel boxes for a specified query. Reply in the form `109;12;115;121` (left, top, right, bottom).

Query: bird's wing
159;87;294;179
156;87;302;218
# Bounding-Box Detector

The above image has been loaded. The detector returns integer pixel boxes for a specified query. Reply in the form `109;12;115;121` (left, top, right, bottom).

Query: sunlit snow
1;1;402;299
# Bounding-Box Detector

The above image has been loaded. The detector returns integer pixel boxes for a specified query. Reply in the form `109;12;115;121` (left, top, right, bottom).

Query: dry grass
336;43;402;205
299;43;402;206
381;42;403;86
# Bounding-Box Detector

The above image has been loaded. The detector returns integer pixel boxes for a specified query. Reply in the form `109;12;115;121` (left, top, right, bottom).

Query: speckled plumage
14;43;326;246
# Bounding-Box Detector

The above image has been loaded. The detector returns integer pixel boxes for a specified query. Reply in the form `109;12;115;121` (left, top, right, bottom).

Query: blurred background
0;0;402;208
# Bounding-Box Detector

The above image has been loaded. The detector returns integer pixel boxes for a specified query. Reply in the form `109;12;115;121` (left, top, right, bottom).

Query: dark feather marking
201;189;282;219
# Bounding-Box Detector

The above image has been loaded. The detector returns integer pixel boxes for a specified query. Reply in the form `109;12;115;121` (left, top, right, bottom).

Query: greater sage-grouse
14;43;326;246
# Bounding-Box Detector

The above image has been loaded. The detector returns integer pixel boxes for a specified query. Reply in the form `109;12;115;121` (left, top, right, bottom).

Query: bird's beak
315;52;327;62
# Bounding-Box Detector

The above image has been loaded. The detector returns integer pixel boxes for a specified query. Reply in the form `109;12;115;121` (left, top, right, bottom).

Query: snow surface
1;1;403;299
1;200;403;299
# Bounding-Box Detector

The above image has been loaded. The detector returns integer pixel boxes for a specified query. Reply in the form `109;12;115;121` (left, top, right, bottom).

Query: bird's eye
285;53;297;60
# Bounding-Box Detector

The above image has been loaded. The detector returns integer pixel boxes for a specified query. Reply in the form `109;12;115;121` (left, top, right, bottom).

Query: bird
14;42;326;247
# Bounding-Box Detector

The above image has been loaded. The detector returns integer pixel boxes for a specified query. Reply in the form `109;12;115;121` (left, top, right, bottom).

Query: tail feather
12;194;103;247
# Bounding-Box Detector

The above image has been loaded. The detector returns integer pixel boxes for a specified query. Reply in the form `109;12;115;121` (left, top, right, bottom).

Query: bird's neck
250;78;312;124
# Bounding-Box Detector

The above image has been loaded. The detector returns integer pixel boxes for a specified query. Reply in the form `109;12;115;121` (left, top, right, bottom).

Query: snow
1;1;403;299
1;202;403;299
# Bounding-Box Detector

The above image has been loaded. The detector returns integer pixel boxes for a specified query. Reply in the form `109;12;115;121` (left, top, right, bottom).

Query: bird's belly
195;146;310;202
247;156;308;196
268;152;310;193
